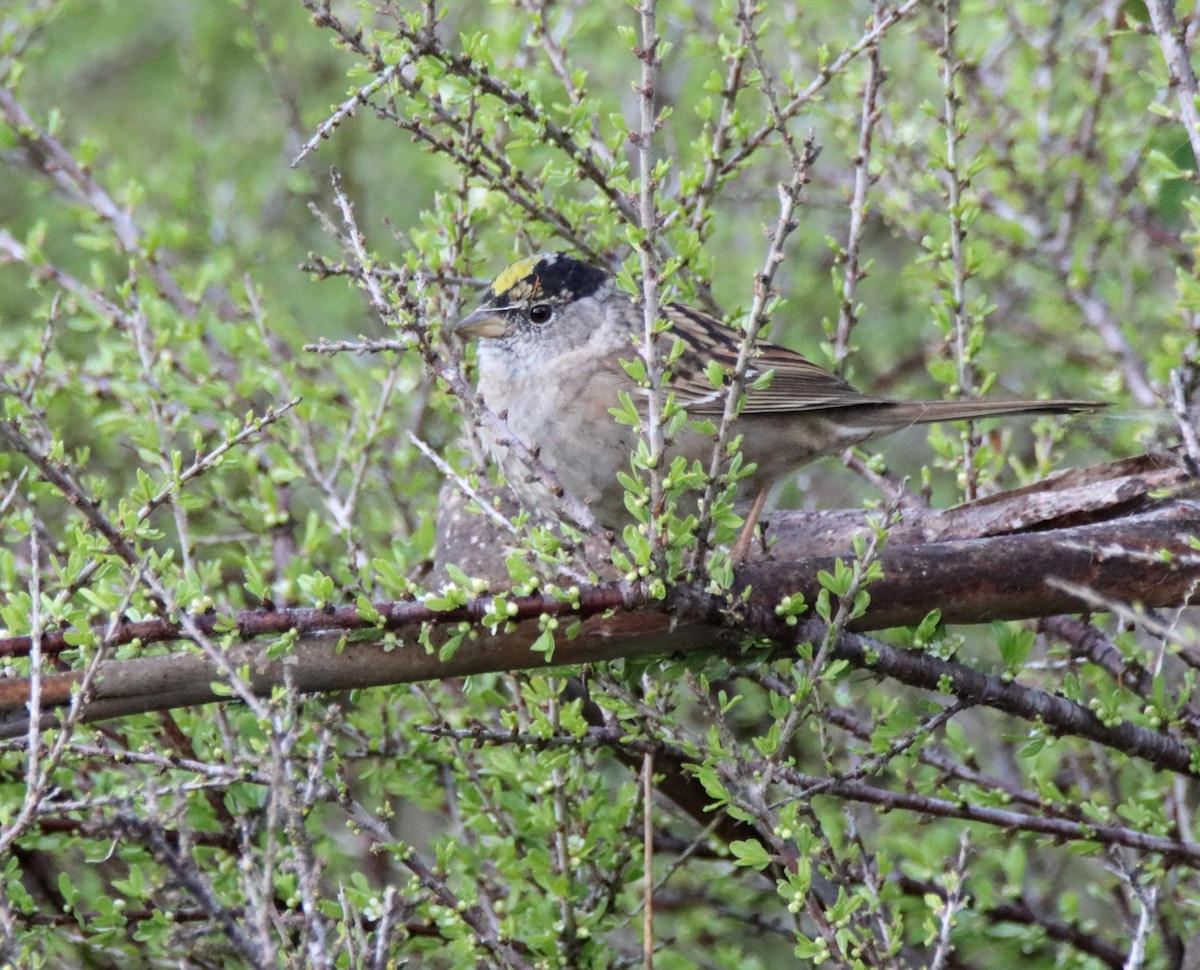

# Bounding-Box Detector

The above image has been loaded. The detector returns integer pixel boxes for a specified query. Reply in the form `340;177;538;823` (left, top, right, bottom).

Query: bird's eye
528;304;553;325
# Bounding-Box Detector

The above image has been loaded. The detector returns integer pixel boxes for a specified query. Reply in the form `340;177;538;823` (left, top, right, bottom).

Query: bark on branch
0;453;1196;750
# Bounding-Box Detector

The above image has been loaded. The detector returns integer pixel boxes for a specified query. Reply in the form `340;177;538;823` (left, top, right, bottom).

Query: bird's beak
452;308;508;339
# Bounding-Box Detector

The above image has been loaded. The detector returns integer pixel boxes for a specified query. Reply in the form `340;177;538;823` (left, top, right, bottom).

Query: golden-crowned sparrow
454;253;1096;530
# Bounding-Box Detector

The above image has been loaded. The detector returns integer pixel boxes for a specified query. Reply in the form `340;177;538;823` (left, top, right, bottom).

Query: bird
453;252;1098;537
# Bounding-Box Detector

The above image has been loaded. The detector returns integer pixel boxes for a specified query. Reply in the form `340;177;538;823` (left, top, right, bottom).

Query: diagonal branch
0;454;1194;784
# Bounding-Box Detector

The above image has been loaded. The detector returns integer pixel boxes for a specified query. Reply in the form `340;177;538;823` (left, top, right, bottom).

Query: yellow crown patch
490;255;545;297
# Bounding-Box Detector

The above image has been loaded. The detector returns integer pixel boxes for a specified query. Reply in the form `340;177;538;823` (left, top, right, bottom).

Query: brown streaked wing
663;302;884;415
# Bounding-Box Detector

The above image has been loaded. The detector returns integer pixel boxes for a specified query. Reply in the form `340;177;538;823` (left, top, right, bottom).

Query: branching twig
314;171;604;536
713;0;921;180
683;8;822;575
0;88;196;316
341;796;534;969
928;834;970;970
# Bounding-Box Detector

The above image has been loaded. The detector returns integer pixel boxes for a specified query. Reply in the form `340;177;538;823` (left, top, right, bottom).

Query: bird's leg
728;486;770;566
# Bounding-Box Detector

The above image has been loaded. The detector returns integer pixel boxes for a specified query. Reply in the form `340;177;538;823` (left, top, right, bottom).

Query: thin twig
1145;0;1200;165
832;0;888;375
1170;367;1200;474
928;834;970;970
634;0;667;566
317;170;604;536
642;750;655;970
938;0;981;499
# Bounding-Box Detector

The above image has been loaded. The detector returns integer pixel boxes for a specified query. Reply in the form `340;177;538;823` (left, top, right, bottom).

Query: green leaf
729;838;773;870
531;627;555;661
705;359;726;388
992;620;1036;669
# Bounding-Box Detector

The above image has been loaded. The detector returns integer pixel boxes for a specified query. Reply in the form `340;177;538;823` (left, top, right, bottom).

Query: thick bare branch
0;455;1194;766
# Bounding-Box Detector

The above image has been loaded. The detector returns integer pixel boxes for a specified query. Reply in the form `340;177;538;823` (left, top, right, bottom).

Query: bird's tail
864;398;1103;427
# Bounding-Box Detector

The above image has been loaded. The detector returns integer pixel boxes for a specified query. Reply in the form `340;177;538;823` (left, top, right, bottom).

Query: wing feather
662;303;884;415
